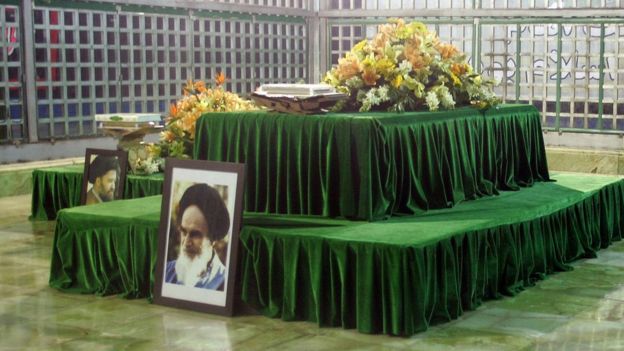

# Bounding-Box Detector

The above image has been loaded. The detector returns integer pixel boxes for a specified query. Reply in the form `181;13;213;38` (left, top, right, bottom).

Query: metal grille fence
0;4;23;143
479;20;624;132
5;1;308;143
2;0;624;145
322;1;624;133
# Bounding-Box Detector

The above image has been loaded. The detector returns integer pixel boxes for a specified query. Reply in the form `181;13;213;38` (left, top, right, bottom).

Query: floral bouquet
155;73;257;159
324;19;499;113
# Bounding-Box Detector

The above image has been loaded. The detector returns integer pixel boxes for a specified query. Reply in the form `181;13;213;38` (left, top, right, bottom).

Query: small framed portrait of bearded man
80;148;128;206
153;158;245;316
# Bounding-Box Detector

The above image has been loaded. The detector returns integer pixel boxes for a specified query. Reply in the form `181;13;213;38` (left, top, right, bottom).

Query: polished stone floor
1;194;624;350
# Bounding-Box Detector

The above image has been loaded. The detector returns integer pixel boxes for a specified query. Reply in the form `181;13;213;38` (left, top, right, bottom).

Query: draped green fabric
48;173;624;336
239;173;623;335
125;172;165;199
31;165;164;220
49;196;162;298
194;105;549;220
31;165;84;221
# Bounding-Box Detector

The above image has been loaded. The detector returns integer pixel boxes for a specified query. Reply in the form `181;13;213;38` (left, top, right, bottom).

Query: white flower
377;86;390;101
398;60;413;75
437;86;456;109
365;88;382;106
145;160;160;174
425;91;440;111
346;76;364;89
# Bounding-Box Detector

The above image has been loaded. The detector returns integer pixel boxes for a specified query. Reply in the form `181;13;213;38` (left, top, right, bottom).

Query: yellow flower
391;75;403;88
374;58;396;78
450;73;461;86
352;39;368;54
323;19;499;112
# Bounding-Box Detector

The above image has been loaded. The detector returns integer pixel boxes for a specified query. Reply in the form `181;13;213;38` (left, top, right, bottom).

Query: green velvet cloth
49;196;162;298
194;104;549;220
31;165;164;220
48;173;623;336
240;173;623;335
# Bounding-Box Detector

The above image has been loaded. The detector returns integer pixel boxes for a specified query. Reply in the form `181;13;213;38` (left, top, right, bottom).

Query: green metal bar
115;7;122;114
474;19;481;72
60;16;69;137
328;18;475;26
471;21;477;69
192;10;306;23
120;4;187;16
554;127;624;135
326;22;332;70
0;0;19;6
597;23;605;131
255;14;306;24
555;23;562;131
514;24;521;103
479;17;624;25
193;9;252;21
328;17;624;26
35;0;116;12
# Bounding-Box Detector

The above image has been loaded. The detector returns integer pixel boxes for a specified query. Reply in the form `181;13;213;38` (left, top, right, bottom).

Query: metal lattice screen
329;0;622;9
117;11;192;117
324;0;624;133
4;1;624;144
33;7;119;139
211;0;308;7
480;0;624;8
0;4;23;143
28;4;308;141
480;22;624;131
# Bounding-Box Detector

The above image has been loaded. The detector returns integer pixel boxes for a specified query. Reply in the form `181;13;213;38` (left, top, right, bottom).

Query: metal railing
1;0;309;144
1;0;623;145
320;5;624;134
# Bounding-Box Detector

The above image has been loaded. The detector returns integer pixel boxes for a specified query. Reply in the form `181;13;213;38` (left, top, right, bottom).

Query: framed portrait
153;158;245;316
80;148;128;206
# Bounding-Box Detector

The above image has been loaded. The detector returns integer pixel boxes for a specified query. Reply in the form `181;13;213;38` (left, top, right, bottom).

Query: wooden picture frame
153;158;245;316
80;148;128;206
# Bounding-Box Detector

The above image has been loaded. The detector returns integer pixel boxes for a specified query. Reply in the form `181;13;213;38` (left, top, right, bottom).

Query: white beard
175;240;214;287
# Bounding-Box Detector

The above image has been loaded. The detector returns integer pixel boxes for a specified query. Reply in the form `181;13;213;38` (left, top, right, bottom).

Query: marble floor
1;194;624;351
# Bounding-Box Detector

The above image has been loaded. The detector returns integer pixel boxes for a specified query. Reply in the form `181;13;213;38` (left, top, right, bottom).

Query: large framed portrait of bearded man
153;158;245;316
80;148;128;206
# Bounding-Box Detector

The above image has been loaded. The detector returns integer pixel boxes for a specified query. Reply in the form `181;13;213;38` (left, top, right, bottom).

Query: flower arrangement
128;143;163;175
155;73;257;159
323;19;499;113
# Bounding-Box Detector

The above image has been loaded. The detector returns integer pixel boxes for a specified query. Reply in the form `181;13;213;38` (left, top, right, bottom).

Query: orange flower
169;104;178;118
162;130;176;142
362;67;380;86
372;33;388;54
437;43;459;59
183;79;195;96
404;37;427;71
215;72;226;86
451;63;467;76
193;80;207;93
336;55;362;81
